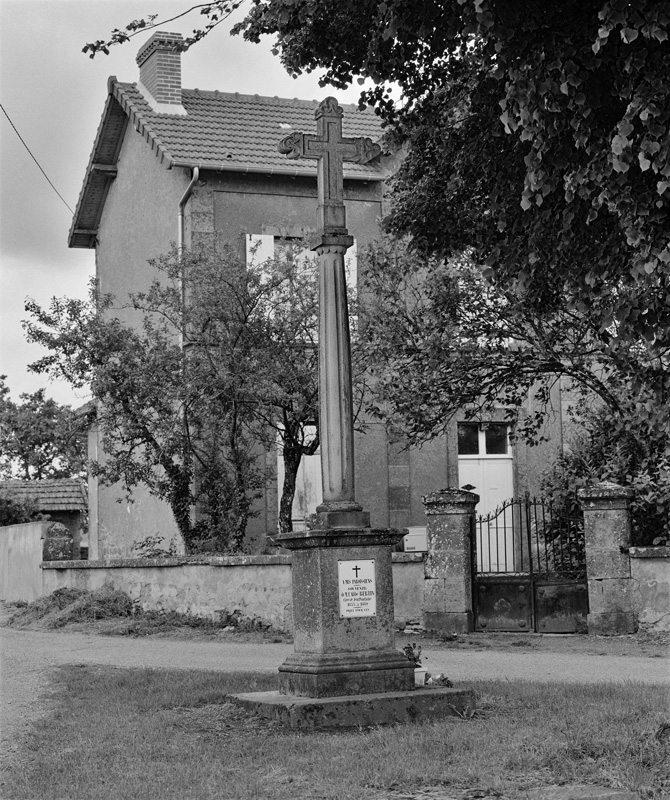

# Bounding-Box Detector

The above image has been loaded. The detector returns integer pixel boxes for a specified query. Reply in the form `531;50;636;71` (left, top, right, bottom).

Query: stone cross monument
275;97;414;698
230;98;475;726
278;97;378;528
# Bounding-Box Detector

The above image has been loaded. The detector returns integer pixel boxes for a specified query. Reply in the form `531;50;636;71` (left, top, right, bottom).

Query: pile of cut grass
6;588;284;637
7;586;134;628
4;667;669;800
118;606;279;637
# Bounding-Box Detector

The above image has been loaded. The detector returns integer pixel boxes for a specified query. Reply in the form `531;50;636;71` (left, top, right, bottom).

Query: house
0;478;88;557
69;31;565;559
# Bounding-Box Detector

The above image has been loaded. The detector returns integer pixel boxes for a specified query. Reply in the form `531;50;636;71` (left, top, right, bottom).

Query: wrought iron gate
472;495;588;633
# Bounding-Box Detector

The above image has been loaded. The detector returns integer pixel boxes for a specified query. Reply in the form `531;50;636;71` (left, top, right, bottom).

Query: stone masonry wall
629;547;670;631
39;553;424;632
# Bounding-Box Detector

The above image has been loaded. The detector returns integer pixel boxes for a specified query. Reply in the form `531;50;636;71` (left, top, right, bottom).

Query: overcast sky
0;0;367;407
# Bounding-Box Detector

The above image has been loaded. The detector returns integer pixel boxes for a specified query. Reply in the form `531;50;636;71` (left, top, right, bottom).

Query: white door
458;423;514;571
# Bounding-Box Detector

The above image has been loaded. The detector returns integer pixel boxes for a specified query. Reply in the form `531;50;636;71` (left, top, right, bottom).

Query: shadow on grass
3;666;669;800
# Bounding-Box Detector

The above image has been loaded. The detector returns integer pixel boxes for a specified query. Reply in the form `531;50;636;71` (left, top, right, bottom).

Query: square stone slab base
229;686;475;730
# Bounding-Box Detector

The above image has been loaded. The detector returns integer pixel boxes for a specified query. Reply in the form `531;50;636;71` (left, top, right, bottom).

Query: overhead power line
0;102;75;215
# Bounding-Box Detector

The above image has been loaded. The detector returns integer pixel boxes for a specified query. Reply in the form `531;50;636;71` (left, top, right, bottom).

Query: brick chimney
136;31;186;114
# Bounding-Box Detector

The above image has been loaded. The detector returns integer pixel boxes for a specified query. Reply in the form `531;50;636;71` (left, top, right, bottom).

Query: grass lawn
3;667;668;800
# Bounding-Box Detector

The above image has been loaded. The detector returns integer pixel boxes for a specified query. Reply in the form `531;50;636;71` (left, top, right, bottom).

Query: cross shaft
278;97;380;524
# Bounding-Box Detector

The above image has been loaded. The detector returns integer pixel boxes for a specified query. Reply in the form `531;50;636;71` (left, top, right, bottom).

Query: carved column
578;482;637;635
312;234;367;528
422;489;478;634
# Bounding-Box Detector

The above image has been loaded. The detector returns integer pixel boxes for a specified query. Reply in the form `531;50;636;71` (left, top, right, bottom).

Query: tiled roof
1;479;88;512
69;80;387;248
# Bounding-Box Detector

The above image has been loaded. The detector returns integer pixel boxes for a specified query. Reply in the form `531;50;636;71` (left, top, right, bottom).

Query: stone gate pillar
578;482;637;635
42;523;74;561
421;489;478;634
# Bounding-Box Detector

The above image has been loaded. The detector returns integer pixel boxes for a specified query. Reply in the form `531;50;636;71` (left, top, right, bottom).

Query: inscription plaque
338;559;376;618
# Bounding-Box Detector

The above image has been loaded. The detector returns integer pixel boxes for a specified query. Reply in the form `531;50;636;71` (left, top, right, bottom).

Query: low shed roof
1;479;88;512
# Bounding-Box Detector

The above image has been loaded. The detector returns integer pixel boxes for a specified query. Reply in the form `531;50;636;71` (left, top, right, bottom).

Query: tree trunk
279;445;303;534
165;464;193;547
230;463;251;551
227;412;252;552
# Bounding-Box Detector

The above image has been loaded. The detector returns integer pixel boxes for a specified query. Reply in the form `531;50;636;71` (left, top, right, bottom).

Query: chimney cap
136;31;184;67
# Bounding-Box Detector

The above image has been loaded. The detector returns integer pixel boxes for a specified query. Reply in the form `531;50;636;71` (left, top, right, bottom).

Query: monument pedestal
229;524;476;726
275;528;414;698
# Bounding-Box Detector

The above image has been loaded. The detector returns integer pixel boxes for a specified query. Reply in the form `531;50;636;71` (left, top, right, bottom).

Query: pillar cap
422;488;479;514
577;481;635;503
311;232;354;251
275;527;405;550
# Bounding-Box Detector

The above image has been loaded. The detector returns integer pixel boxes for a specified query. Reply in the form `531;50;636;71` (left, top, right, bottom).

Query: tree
360;238;664;436
240;2;668;353
0;377;89;480
0;491;45;527
24;243;348;548
361;237;669;543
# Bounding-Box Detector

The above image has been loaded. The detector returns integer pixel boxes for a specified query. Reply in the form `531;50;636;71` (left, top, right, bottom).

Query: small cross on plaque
278;97;381;234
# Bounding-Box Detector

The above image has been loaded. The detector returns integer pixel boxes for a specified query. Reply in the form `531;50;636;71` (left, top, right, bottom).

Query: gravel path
2;618;668;772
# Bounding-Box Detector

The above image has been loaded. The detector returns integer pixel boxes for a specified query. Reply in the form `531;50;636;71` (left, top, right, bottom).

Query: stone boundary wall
628;546;670;632
0;521;51;603
5;523;668;634
39;553;424;633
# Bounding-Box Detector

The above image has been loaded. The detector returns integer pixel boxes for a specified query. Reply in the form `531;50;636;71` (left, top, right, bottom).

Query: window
245;233;358;335
457;423;479;455
484;423;508;455
245;234;357;293
457;423;509;456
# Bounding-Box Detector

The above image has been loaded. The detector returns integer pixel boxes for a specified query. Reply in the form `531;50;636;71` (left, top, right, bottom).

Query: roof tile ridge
111;80;176;167
182;88;325;108
120;80;376;116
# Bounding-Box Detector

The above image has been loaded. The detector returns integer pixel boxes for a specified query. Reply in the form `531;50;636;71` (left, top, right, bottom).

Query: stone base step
229;686;475;729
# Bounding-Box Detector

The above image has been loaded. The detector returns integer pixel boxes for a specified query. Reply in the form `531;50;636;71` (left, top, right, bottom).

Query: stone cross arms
278;97;382;235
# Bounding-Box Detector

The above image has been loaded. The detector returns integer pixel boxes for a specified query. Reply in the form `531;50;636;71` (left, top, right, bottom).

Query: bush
0;491;45;526
542;399;669;546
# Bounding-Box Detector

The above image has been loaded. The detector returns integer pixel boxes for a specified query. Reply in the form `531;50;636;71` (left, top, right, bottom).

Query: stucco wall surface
40;554;425;632
42;556;294;632
91;123;188;560
629;547;670;631
391;555;425;624
0;522;50;602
